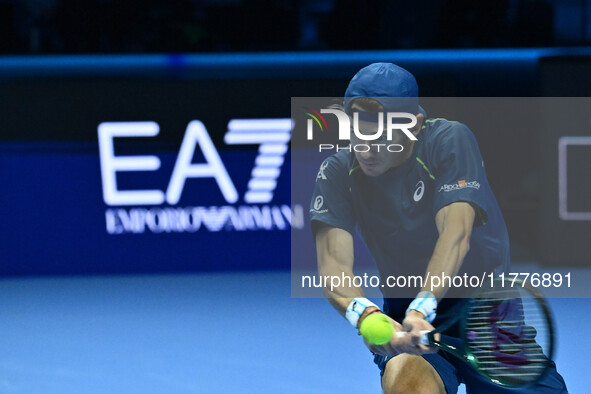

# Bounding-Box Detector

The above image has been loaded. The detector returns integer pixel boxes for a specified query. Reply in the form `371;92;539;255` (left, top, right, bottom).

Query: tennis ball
359;313;394;345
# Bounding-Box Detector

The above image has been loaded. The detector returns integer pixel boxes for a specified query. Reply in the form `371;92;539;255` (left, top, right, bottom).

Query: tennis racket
397;277;555;387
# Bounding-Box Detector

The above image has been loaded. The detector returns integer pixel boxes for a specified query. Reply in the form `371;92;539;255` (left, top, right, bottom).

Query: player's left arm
404;122;484;343
403;201;475;341
425;200;475;299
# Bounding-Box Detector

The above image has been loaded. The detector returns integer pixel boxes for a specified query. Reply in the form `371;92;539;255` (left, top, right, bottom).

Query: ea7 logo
98;119;291;206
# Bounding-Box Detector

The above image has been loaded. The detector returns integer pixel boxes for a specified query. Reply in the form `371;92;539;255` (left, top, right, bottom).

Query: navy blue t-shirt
310;118;510;328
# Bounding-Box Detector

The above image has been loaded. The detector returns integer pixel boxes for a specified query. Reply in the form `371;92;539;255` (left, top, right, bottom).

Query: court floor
0;270;587;393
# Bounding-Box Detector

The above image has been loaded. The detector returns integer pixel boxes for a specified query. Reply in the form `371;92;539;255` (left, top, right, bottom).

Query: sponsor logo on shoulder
310;195;329;214
316;160;328;181
438;179;480;192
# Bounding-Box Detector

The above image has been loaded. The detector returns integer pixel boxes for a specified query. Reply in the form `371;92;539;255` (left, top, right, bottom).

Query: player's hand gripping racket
397;277;555;387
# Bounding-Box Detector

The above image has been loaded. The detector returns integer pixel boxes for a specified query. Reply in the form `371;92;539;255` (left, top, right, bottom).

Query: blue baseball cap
344;63;419;115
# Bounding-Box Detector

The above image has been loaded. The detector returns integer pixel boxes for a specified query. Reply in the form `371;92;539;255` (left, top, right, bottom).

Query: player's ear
411;112;424;137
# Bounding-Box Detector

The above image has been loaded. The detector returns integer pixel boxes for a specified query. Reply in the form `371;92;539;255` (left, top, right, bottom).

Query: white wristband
346;297;378;328
406;291;437;323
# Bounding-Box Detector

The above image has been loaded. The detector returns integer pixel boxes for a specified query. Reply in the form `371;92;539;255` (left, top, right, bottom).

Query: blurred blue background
1;1;591;393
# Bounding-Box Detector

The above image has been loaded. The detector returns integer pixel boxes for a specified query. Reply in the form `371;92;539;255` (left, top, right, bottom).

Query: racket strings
462;286;552;385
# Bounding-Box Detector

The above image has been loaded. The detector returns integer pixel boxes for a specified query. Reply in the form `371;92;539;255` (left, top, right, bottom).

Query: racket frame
425;278;555;387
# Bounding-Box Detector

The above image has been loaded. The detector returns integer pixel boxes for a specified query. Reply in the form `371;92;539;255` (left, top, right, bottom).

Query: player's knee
382;354;445;394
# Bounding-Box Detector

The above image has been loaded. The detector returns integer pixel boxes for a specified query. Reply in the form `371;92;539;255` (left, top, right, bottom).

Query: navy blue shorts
374;336;568;393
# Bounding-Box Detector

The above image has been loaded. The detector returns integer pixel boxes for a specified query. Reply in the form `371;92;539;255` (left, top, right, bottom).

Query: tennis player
310;63;568;393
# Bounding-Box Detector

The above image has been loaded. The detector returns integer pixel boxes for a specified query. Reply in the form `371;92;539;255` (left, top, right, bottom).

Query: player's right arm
315;222;431;356
310;156;361;315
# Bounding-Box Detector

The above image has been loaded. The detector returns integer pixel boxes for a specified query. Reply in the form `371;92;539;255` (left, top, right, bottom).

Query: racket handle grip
395;330;430;346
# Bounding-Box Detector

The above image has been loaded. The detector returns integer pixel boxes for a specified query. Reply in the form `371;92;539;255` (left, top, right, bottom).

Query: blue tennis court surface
0;270;587;393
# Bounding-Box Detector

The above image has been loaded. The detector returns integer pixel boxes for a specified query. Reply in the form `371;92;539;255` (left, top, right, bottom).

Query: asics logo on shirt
414;181;425;202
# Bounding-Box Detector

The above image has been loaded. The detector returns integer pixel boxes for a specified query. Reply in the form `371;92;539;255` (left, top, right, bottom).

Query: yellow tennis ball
359;313;394;345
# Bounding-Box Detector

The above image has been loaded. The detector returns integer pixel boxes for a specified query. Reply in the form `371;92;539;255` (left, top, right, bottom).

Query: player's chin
360;165;385;177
